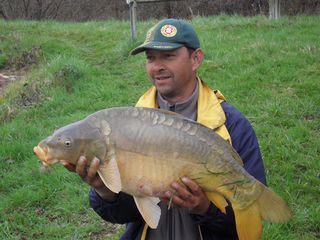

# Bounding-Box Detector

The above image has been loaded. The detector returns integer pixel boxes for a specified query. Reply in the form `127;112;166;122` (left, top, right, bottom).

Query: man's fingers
181;177;202;195
165;177;211;214
171;181;193;201
61;156;106;191
76;156;87;178
164;190;192;210
87;157;100;178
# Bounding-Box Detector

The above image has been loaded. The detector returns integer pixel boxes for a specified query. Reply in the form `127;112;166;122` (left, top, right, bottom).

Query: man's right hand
61;156;117;202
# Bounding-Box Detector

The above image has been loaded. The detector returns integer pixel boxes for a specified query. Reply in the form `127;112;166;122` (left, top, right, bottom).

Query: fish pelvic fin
205;191;228;214
256;184;293;222
134;196;161;229
233;202;263;240
97;155;121;193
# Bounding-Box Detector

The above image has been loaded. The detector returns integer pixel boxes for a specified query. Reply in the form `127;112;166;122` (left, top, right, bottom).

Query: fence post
126;0;184;39
127;0;137;40
269;0;280;19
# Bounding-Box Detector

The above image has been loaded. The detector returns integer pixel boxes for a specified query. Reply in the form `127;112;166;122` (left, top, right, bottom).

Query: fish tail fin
256;186;293;222
233;185;293;240
206;192;264;240
233;202;263;240
233;184;292;240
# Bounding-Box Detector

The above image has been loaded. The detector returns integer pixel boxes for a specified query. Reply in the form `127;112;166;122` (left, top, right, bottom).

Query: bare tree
0;0;64;20
0;0;318;21
33;0;64;20
0;0;9;19
22;0;31;18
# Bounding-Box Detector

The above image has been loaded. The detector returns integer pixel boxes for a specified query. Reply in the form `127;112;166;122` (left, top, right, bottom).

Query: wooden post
269;0;280;19
127;0;137;40
126;0;183;40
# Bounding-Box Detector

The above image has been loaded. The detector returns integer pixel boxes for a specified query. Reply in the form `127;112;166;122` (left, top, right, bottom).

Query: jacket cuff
89;188;119;205
191;202;218;224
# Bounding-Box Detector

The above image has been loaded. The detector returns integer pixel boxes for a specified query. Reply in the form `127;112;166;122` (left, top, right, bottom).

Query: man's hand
61;156;117;201
158;177;211;215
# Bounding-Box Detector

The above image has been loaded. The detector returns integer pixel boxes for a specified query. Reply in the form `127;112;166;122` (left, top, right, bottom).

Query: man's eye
64;140;72;148
146;56;153;62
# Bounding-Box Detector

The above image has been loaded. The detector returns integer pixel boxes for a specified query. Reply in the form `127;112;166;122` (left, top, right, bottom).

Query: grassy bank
0;15;319;239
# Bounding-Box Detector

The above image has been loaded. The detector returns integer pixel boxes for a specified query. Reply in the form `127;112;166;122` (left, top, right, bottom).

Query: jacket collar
135;78;226;130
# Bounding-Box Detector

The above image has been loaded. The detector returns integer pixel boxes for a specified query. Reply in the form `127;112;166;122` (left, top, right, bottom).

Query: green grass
0;15;319;239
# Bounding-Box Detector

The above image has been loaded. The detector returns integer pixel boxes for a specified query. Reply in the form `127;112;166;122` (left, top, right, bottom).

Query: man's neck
157;81;199;121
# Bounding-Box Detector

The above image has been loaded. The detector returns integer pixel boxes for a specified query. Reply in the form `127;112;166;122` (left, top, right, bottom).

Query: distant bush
0;0;319;21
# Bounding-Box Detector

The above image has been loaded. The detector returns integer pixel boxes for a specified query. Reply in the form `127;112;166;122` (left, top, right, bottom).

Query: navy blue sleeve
221;101;266;184
89;188;142;224
192;101;267;239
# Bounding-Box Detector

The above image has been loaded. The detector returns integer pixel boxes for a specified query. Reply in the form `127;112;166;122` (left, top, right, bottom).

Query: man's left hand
158;177;211;215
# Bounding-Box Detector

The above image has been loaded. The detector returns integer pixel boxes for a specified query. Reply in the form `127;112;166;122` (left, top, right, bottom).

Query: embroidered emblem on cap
160;24;177;37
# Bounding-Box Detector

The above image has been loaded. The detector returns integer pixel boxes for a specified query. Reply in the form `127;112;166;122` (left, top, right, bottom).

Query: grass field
0;15;319;239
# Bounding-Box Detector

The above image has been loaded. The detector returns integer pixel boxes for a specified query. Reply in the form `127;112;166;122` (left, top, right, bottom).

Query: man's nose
151;59;165;71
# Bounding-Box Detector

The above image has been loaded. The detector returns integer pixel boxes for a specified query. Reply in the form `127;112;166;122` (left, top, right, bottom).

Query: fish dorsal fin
206;191;228;214
97;155;121;193
133;196;161;229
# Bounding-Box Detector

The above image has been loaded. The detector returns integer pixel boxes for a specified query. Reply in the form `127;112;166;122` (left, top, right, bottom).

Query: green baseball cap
131;19;200;55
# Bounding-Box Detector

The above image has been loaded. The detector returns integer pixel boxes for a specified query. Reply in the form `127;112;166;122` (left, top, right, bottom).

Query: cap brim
131;41;184;55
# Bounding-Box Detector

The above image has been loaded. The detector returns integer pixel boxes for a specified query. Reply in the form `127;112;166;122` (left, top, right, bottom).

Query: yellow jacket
136;78;232;143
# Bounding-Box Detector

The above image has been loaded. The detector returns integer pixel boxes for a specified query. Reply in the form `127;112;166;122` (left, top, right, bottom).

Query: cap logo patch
160;24;177;38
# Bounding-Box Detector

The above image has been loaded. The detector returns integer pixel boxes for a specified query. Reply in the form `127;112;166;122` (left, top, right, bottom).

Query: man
63;19;266;239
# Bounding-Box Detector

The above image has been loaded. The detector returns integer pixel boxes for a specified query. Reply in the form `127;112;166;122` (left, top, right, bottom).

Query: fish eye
64;139;72;148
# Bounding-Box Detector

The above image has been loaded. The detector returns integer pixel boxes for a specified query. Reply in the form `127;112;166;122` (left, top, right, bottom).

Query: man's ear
192;48;204;71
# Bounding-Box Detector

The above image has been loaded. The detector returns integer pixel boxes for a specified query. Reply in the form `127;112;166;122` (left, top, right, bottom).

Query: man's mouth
155;75;171;81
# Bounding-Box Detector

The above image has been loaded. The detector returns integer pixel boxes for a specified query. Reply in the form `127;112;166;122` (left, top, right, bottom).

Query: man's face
145;47;202;104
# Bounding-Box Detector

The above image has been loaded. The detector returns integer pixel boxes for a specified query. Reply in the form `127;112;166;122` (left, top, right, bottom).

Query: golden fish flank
34;107;293;240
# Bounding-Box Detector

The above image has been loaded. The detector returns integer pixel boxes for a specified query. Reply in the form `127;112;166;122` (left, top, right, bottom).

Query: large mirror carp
34;107;292;240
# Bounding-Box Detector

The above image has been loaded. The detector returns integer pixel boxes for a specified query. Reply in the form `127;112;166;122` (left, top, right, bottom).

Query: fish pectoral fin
134;196;161;229
97;156;121;193
101;120;111;136
206;192;228;214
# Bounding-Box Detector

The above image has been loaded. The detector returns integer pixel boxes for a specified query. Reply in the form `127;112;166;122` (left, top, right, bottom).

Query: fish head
34;132;82;167
34;119;107;167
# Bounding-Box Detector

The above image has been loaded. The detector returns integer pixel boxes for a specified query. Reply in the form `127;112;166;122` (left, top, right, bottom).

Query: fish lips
33;145;59;166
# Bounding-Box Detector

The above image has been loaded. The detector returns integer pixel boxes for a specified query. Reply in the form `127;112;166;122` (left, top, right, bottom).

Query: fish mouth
33;145;58;166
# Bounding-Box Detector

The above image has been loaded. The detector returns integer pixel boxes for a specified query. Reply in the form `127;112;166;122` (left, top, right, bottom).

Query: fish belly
115;148;209;197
